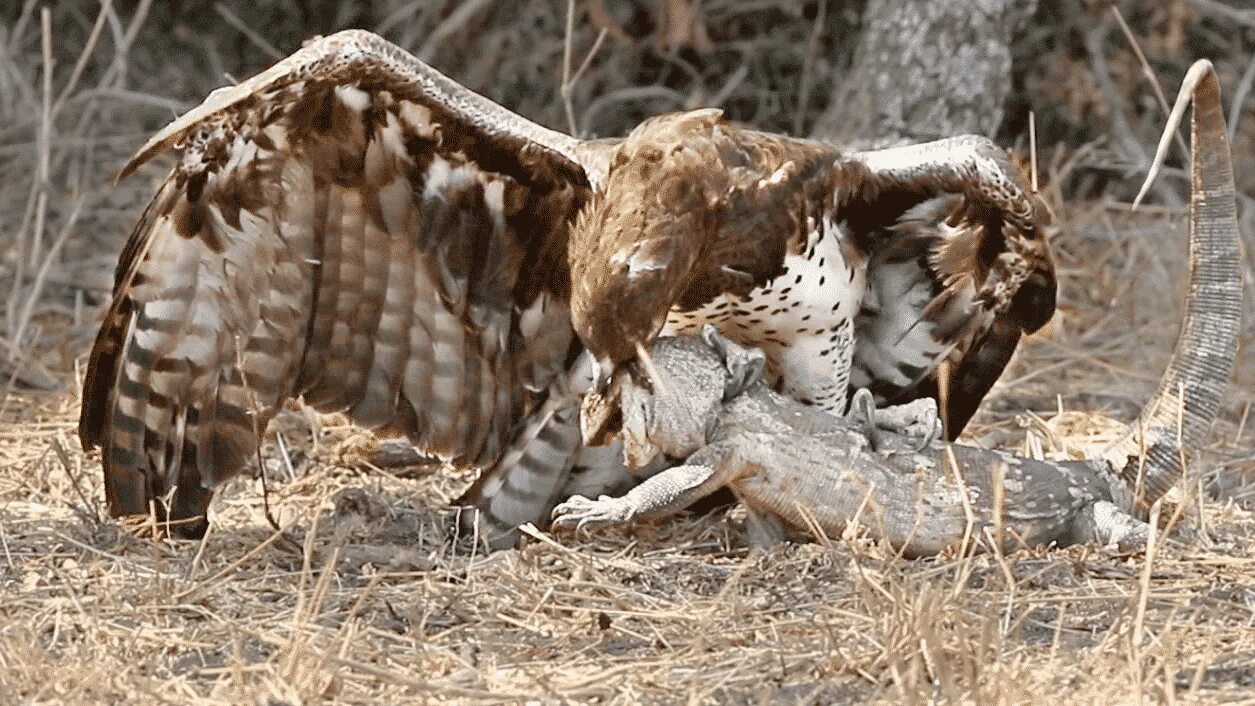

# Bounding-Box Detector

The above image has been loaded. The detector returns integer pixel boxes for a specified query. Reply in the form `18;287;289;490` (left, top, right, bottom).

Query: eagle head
568;222;698;447
568;185;705;448
567;110;729;443
570;233;696;368
567;136;711;380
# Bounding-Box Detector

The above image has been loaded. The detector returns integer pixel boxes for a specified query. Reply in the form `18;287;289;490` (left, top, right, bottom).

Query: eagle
78;30;1056;544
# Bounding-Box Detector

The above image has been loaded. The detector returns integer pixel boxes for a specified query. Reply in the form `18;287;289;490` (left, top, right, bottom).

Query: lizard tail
1102;60;1242;506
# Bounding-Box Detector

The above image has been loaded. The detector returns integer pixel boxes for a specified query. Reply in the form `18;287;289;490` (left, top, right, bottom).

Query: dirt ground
1;2;1254;704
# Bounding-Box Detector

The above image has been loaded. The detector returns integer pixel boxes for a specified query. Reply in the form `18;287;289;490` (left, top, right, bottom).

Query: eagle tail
456;395;584;548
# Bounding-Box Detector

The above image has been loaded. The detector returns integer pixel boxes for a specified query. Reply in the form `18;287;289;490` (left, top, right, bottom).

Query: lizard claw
551;494;632;532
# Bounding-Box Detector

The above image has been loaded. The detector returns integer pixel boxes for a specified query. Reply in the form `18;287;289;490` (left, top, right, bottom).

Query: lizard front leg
551;445;732;532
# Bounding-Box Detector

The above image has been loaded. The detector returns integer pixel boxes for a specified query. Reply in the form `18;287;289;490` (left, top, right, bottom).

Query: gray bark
811;0;1036;146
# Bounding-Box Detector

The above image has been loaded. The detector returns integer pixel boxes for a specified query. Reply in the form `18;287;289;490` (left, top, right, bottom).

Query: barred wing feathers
79;31;605;532
845;138;1057;435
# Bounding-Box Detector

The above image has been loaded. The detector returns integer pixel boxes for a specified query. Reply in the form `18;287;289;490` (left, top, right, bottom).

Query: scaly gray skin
551;61;1242;557
555;330;1149;555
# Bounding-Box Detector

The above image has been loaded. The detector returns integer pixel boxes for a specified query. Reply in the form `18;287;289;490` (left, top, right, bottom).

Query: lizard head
597;325;766;468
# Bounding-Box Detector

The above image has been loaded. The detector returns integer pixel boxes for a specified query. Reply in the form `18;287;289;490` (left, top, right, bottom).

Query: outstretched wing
843;137;1057;436
79;30;610;532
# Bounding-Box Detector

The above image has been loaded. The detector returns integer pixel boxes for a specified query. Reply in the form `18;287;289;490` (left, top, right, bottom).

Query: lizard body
555;333;1145;555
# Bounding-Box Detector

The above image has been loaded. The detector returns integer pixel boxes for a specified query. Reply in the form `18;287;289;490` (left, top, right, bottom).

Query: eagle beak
580;355;622;446
590;355;614;393
578;344;670;447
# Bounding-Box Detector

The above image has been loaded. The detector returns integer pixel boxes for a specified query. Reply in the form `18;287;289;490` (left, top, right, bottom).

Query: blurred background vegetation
0;0;1251;387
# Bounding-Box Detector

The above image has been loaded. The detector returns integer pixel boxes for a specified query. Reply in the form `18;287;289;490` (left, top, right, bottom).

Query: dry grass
2;2;1254;703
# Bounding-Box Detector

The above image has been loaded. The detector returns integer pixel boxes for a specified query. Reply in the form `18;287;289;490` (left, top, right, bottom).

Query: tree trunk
811;0;1036;147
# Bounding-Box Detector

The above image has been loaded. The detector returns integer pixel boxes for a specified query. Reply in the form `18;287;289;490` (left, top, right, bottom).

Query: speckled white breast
664;213;865;412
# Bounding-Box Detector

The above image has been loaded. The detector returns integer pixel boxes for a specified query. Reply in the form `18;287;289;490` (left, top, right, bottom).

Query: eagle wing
564;119;1053;441
79;30;613;532
844;137;1057;435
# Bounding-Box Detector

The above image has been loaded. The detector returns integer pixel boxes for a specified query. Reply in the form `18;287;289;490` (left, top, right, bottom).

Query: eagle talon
913;419;940;452
879;397;942;452
849;388;882;451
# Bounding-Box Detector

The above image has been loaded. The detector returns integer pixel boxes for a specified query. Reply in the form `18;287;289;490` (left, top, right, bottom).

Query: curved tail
1101;60;1243;505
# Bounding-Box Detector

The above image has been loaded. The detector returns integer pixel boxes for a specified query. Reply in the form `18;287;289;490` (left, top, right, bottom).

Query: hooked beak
590;354;613;393
578;342;671;447
580;355;622;446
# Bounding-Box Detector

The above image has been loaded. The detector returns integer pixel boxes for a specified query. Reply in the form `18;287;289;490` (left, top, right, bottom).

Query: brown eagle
79;31;1055;544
